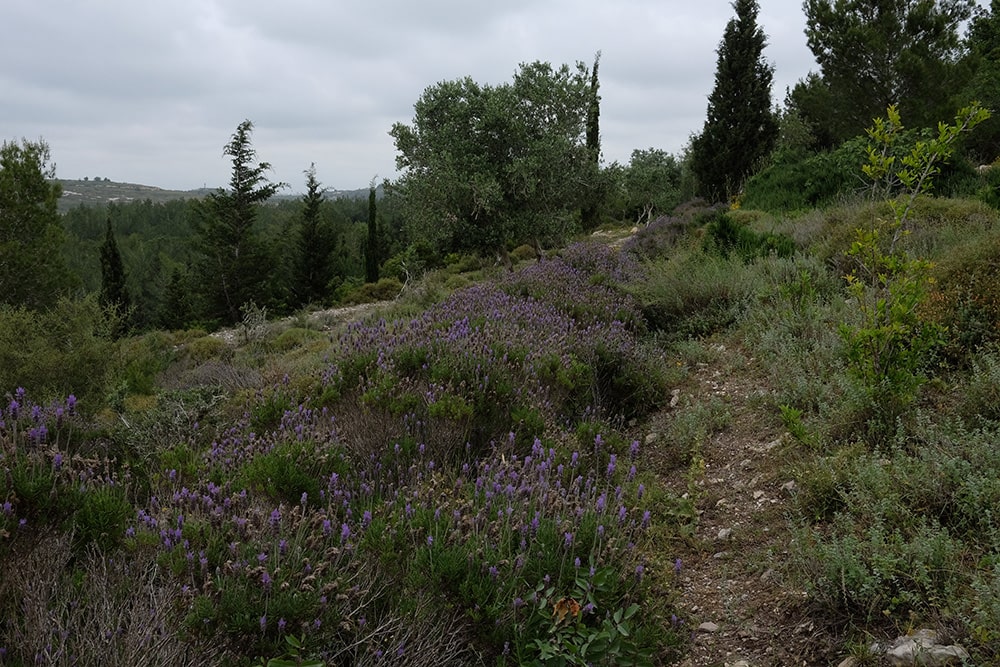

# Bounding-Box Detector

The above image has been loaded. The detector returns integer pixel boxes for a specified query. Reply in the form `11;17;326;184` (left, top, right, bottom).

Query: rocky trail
646;340;841;666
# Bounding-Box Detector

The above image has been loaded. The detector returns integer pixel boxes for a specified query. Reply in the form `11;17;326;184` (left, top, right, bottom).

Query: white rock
717;527;733;540
697;621;720;633
885;629;970;666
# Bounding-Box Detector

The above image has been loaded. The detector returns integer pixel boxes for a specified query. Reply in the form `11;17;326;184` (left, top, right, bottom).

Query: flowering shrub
0;240;684;664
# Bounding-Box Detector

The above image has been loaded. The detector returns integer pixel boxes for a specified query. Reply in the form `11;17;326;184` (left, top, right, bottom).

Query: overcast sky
0;1;864;192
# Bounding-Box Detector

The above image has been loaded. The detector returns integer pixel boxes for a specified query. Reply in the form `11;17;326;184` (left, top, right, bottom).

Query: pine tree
690;0;778;203
192;120;285;325
802;0;974;144
99;217;132;333
292;164;336;307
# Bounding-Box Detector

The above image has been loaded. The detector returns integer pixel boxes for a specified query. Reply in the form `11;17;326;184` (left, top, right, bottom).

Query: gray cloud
2;0;826;191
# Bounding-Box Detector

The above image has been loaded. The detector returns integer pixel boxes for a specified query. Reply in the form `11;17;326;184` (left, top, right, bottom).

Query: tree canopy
191;120;285;325
390;60;597;260
799;0;975;145
690;0;778;203
0;138;75;309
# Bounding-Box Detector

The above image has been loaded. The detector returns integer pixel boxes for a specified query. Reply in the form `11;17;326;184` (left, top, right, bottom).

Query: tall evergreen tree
581;51;603;230
99;217;132;333
0;138;76;309
801;0;975;144
959;0;1000;162
690;0;778;203
292;164;336;307
192;120;285;325
364;180;380;284
160;267;194;331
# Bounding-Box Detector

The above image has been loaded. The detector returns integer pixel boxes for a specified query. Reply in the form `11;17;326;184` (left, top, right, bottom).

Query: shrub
742;139;869;213
341;277;403;305
74;485;133;552
510;243;537;262
621;215;698;261
0;296;118;408
186;335;227;363
632;250;759;339
273;327;326;352
702;212;795;262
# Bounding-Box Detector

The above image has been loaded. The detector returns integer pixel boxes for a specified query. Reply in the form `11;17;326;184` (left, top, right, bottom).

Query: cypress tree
581;51;603;230
690;0;778;203
364;182;379;284
160;267;193;331
99;217;132;333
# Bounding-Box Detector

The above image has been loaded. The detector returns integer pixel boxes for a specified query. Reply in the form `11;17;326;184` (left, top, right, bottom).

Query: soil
648;339;845;666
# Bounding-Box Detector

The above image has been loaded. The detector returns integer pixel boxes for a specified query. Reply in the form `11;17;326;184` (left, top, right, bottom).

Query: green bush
702;213;795;262
74;485;133;552
0;295;118;407
273;327;326;352
510;243;537;262
742;139;868;213
236;444;321;506
341;277;404;305
186;335;227;363
116;331;177;395
632;250;759;339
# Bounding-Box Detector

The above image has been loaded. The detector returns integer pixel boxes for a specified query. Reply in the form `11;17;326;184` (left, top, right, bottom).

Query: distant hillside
55;179;212;213
55;179;374;213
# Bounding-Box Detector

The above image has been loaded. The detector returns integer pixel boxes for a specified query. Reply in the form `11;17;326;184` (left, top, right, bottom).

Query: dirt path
651;340;842;666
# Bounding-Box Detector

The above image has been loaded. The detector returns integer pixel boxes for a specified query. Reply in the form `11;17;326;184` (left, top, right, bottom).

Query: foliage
839;104;988;442
959;0;1000;163
631;243;761;340
254;634;325;667
522;567;653;666
742;135;870;211
689;0;778;203
391;60;597;259
800;0;975;145
340;277;403;305
191;120;286;325
99;218;133;336
364;182;380;284
0;138;76;309
580;51;604;231
702;212;795;261
621;149;683;224
291;164;338;309
0;295;119;406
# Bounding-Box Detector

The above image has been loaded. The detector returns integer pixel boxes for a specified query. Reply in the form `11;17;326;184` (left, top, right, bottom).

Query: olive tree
390;60;596;262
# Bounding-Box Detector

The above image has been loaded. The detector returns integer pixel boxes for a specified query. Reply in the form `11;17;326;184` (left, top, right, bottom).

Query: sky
3;1;838;193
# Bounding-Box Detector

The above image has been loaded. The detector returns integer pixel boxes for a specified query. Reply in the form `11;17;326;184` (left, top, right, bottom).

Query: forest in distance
5;0;1000;664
